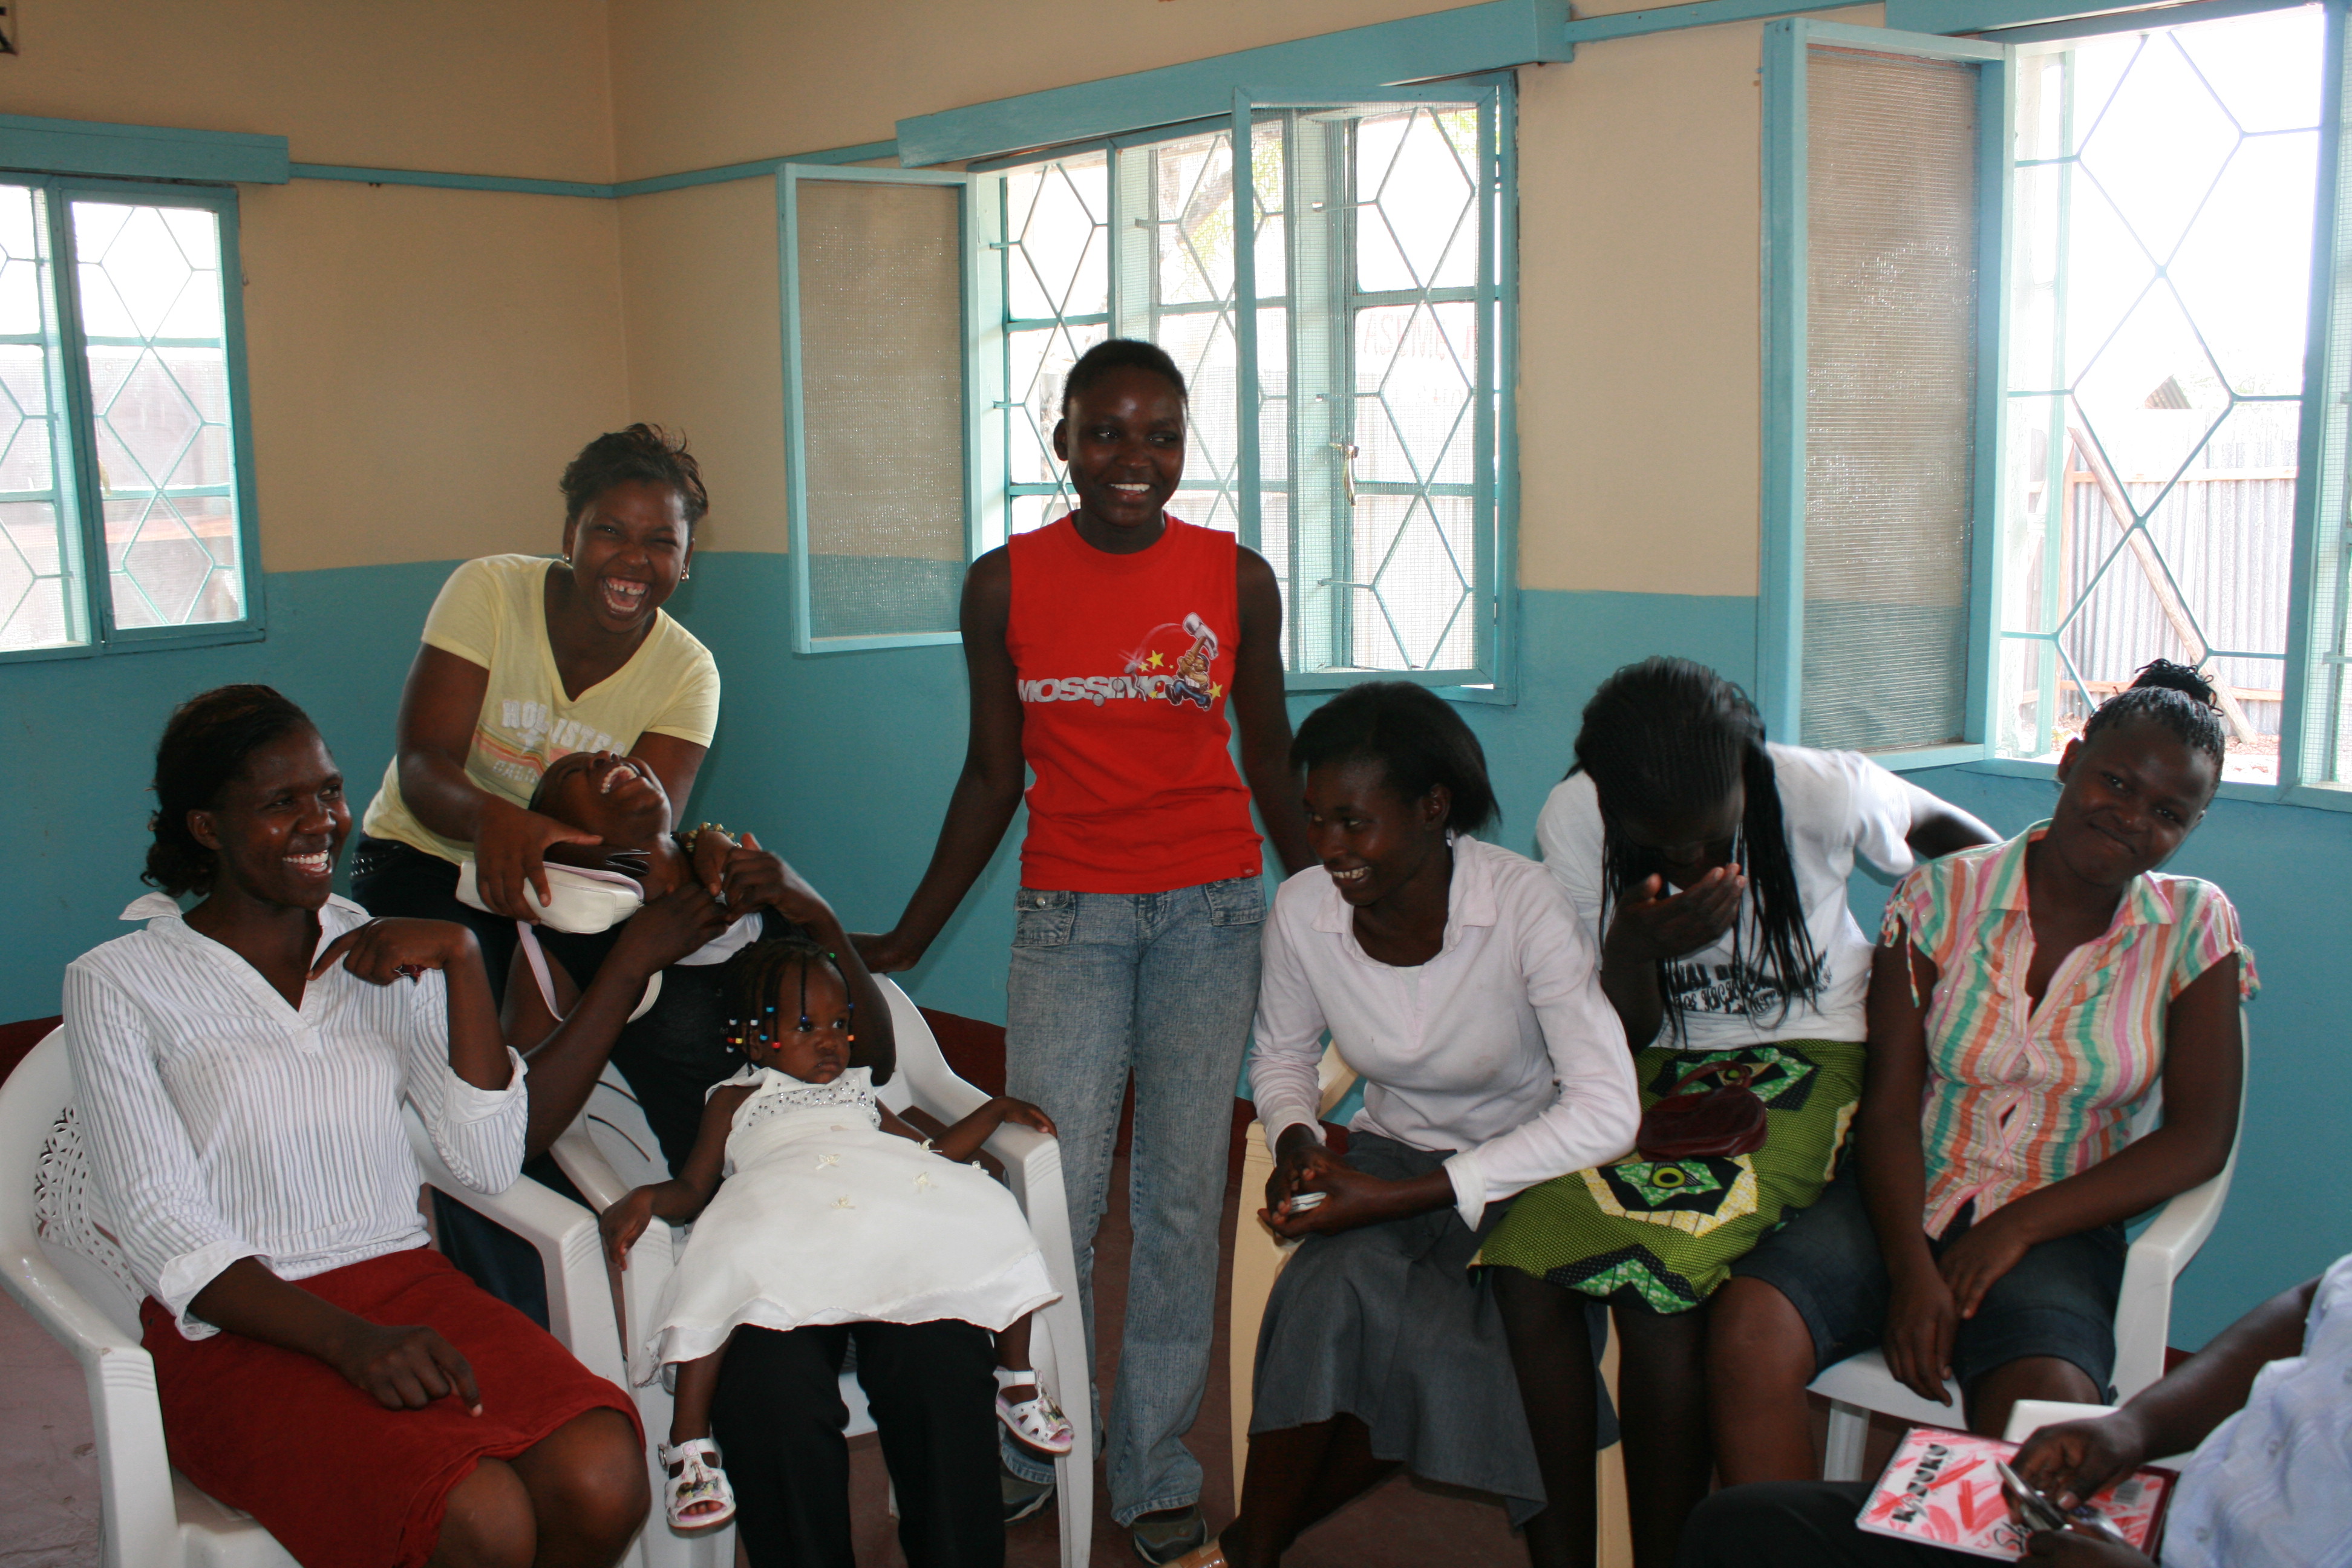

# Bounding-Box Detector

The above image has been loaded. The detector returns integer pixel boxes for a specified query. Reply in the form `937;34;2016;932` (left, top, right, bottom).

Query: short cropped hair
1060;339;1187;416
1291;681;1498;834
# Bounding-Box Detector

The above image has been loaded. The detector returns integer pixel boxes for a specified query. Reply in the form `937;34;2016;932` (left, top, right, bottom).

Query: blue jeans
999;876;1266;1526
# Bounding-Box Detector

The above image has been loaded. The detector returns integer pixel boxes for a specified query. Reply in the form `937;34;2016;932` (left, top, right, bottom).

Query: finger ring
395;963;424;980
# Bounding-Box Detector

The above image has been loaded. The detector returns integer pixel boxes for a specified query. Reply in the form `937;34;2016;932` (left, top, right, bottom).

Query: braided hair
1571;658;1822;1037
2081;659;2226;769
719;933;855;1056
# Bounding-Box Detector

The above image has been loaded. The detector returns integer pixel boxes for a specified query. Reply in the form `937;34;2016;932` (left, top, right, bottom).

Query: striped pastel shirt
62;894;528;1340
1881;825;2255;1236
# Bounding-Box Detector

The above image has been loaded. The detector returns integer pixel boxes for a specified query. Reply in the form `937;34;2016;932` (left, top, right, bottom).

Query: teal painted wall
5;551;2339;1345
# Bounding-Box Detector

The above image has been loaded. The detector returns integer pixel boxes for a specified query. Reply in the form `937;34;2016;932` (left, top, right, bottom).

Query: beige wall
240;181;629;570
2;0;629;572
617;179;788;552
604;0;1867;596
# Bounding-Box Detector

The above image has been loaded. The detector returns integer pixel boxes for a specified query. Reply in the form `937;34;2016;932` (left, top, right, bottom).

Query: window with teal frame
976;77;1516;691
1762;1;2352;795
0;176;262;661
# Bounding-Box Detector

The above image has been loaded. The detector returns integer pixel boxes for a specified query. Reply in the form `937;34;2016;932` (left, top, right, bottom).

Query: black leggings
710;1319;1005;1568
1676;1483;1977;1567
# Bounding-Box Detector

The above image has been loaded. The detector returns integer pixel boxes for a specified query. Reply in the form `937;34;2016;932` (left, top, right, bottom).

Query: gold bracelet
681;822;731;854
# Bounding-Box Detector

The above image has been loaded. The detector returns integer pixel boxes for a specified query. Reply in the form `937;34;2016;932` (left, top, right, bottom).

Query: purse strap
1662;1059;1757;1099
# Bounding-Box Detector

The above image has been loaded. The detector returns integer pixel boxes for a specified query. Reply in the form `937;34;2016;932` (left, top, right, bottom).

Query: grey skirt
1250;1132;1543;1523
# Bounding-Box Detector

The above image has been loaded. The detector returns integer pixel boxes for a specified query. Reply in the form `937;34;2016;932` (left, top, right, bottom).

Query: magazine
1855;1426;2175;1561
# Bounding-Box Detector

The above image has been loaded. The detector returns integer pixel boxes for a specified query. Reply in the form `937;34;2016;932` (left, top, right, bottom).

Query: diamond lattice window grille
990;94;1498;679
1997;5;2324;782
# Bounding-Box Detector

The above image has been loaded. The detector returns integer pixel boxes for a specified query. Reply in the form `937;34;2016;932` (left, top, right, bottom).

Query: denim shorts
1730;1169;2126;1394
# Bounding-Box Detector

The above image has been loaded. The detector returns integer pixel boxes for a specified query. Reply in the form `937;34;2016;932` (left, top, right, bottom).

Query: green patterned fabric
1477;1040;1866;1313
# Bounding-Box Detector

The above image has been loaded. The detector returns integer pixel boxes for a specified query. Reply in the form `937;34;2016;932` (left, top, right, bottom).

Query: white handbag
454;859;662;1022
455;859;645;934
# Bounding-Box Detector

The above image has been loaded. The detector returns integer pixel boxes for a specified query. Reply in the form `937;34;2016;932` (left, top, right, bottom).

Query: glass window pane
72;198;245;634
0;183;88;652
1998;7;2324;783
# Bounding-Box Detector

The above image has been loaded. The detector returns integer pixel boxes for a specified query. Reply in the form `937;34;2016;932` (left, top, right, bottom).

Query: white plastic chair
0;1028;643;1568
1812;1010;2250;1481
550;977;1094;1568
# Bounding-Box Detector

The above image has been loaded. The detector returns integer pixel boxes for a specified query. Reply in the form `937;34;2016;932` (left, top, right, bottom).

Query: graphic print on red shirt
1005;516;1264;894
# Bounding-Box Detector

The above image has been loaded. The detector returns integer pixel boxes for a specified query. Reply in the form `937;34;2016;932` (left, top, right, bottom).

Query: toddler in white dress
600;934;1070;1531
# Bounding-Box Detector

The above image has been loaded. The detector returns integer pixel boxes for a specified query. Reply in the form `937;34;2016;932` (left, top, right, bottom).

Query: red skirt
140;1244;641;1568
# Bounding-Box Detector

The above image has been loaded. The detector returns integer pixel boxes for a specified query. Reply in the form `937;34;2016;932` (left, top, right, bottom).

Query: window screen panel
786;174;967;646
0;183;88;652
1800;45;1981;752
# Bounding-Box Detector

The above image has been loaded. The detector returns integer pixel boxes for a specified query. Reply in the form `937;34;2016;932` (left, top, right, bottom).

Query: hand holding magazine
1857;1427;2175;1561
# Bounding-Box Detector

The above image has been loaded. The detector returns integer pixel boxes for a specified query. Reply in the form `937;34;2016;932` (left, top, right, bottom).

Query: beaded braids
720;934;856;1054
2081;659;2227;768
1572;658;1823;1036
145;684;319;898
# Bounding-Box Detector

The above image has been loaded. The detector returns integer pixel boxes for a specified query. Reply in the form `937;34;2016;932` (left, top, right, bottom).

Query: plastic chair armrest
2112;1158;2235;1399
407;1119;627;1389
550;1125;635;1213
893;1037;991;1127
0;1247;180;1568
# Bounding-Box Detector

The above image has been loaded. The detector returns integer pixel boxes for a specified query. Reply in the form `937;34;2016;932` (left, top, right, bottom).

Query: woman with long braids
1477;658;1995;1567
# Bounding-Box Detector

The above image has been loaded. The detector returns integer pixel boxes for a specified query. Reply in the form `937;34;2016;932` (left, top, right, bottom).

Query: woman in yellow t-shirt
353;423;723;999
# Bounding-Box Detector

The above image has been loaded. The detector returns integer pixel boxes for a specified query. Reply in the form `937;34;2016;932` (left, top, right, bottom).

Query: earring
682;569;691;581
562;553;572;564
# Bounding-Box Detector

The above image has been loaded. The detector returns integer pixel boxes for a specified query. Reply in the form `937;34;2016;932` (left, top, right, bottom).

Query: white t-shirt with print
1535;742;1917;1051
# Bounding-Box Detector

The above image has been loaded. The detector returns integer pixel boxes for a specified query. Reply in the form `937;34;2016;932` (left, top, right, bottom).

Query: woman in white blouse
64;685;647;1568
1177;684;1641;1568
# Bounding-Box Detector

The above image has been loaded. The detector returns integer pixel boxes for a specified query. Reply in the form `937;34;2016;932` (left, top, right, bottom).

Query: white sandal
994;1367;1075;1454
659;1437;737;1531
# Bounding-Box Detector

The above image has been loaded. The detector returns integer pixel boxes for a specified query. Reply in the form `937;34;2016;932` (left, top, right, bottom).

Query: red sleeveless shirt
1004;516;1263;893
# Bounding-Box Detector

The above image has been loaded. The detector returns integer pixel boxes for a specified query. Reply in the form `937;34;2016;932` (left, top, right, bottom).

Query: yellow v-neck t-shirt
361;554;720;864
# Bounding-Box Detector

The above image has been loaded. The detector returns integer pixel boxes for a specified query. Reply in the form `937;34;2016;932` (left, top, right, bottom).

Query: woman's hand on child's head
718;832;836;927
1602;870;1746;967
688;826;737;899
614;884;732;975
474;797;601;922
991;1097;1056;1137
599;1188;657;1273
1938;1209;2033;1321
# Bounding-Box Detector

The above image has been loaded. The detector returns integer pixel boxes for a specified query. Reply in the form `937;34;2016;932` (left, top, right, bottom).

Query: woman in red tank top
859;341;1311;1559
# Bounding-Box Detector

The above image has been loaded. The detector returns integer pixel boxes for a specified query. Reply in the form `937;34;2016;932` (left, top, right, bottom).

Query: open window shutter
1760;21;2010;756
779;165;973;652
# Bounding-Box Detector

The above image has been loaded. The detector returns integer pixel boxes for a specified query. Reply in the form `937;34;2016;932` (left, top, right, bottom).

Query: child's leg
993;1312;1074;1454
668;1340;730;1446
995;1313;1034;1387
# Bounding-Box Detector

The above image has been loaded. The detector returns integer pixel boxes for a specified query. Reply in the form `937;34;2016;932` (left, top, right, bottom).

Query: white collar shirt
2161;1252;2352;1567
62;894;528;1339
1249;836;1641;1228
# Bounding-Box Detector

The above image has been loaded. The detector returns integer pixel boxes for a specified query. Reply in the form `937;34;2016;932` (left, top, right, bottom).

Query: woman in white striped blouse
63;685;647;1568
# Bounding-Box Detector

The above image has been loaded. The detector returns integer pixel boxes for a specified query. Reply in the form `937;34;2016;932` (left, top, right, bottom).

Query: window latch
1333;442;1359;508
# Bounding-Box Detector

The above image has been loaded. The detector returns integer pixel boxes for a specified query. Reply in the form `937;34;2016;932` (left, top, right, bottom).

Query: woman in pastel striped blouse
1709;662;2255;1478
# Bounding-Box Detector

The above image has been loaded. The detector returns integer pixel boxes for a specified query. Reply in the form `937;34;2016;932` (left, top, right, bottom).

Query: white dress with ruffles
646;1065;1057;1367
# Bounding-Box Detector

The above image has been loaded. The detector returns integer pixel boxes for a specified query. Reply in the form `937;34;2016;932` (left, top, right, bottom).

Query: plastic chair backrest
11;1033;146;1341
